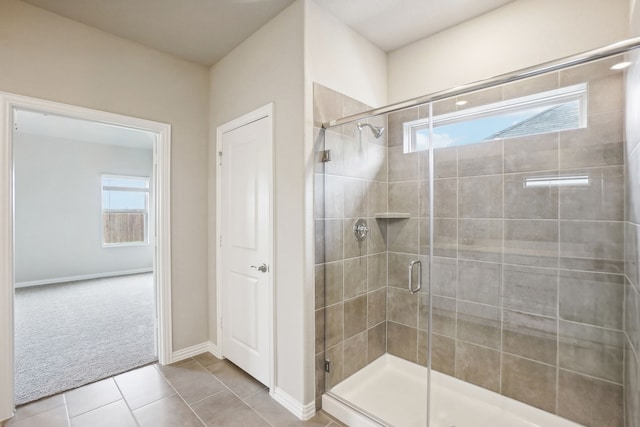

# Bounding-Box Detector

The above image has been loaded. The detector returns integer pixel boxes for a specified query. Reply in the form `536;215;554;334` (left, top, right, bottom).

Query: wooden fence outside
103;211;146;244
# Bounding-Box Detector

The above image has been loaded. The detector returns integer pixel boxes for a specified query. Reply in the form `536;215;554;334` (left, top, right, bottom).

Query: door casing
0;92;173;421
215;103;275;389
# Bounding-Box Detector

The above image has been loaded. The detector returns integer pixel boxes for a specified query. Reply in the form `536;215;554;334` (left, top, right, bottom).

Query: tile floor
2;353;342;427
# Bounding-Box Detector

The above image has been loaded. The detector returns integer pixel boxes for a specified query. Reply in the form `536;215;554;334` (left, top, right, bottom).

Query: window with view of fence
102;175;149;246
103;211;146;244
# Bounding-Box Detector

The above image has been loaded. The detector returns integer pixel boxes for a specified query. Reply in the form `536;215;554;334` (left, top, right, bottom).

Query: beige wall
209;0;309;405
0;0;211;351
388;0;630;102
305;0;387;109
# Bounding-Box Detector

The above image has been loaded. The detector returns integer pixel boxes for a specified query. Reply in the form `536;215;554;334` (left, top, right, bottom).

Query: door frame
0;92;173;420
215;103;274;388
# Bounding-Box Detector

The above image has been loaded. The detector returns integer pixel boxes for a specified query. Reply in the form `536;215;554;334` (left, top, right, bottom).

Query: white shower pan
323;354;583;427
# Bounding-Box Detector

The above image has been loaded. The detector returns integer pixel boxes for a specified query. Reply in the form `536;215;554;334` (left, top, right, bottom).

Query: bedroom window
403;83;587;152
101;174;149;246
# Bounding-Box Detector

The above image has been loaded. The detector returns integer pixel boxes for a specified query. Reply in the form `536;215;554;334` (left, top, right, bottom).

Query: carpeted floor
14;273;157;405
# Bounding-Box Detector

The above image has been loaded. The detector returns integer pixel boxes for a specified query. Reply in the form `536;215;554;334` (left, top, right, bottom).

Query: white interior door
220;114;271;387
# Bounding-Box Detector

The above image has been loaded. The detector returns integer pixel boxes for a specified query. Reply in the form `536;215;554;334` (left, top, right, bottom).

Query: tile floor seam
66;396;125;420
110;377;141;427
151;362;208;427
62;394;71;427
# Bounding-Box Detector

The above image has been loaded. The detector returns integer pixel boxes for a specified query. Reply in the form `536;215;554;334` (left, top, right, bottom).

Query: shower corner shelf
374;212;411;219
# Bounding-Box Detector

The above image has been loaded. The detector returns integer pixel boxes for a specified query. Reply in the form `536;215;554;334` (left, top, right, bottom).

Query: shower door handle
408;260;422;294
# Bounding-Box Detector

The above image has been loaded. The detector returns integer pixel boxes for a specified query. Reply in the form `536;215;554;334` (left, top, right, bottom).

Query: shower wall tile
343;178;367;218
559;220;623;262
344;256;367;299
388;181;420;215
344;295;367;339
367;143;388;182
367;323;386;363
313;84;343;127
418;332;455;376
387;322;417;363
557;369;623;427
367;219;387;255
419;295;456;337
504;133;559;173
387;252;415;288
319;219;344;263
367;181;387;217
458;219;502;262
559;320;623;384
315;262;343;309
625;223;639;289
388;146;419;182
387;287;418;327
431;147;457;178
504;171;559;219
367;253;387;291
325;303;343;349
324;174;345;218
367;288;386;328
628;149;640;224
430;218;458;258
503;219;558;268
456;301;501;350
325;343;344;390
343;219;367;259
559;270;624;329
314;173;325;219
387;218;419;253
343;332;367;379
502;72;559;100
502;309;557;365
343;134;370;180
588;74;624;115
433;178;457;218
457;259;501;306
626;282;640;355
558;110;624;169
387;107;419;147
457;86;502;109
559;166;624;221
458;175;503;218
624;342;640;427
457;140;502;177
501;354;556;413
315;308;325;354
502;264;557;317
455;341;500;393
323;130;345;176
430;256;457;298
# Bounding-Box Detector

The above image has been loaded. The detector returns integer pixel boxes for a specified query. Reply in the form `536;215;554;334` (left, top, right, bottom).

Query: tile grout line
111;377;141;427
152;361;209;427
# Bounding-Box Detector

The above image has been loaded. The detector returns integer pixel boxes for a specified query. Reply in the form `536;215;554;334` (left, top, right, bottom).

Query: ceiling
21;0;516;67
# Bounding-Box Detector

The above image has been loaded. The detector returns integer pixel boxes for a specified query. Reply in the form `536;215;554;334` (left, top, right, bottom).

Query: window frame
403;83;588;153
101;173;150;248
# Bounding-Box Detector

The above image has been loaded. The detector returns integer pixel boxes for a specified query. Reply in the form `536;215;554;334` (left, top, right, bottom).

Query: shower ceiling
20;0;516;65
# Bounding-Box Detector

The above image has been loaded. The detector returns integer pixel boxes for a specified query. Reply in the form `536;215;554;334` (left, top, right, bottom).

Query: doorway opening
0;93;172;417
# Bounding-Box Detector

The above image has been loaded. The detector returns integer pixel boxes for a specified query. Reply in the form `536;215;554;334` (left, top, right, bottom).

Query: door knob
251;263;268;273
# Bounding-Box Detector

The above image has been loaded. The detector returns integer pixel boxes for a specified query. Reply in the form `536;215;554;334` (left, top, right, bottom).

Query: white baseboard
15;268;153;288
271;387;316;421
171;341;221;364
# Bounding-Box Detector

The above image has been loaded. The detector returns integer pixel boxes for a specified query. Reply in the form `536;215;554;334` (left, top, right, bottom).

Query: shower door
413;54;628;426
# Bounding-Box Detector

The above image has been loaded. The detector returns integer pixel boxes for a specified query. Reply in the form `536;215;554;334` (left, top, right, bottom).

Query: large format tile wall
314;55;627;426
624;50;640;427
384;57;626;426
313;84;389;409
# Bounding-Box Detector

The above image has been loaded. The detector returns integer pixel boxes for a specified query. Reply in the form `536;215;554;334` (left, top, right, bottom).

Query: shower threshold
322;354;583;427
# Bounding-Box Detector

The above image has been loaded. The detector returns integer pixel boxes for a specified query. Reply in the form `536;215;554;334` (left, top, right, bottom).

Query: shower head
357;122;385;139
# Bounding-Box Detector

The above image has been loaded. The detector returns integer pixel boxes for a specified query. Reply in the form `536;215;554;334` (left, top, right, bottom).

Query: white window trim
403;83;588;153
101;174;151;248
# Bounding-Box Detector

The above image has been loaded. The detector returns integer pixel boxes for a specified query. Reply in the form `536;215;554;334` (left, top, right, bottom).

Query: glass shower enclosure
314;40;640;427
